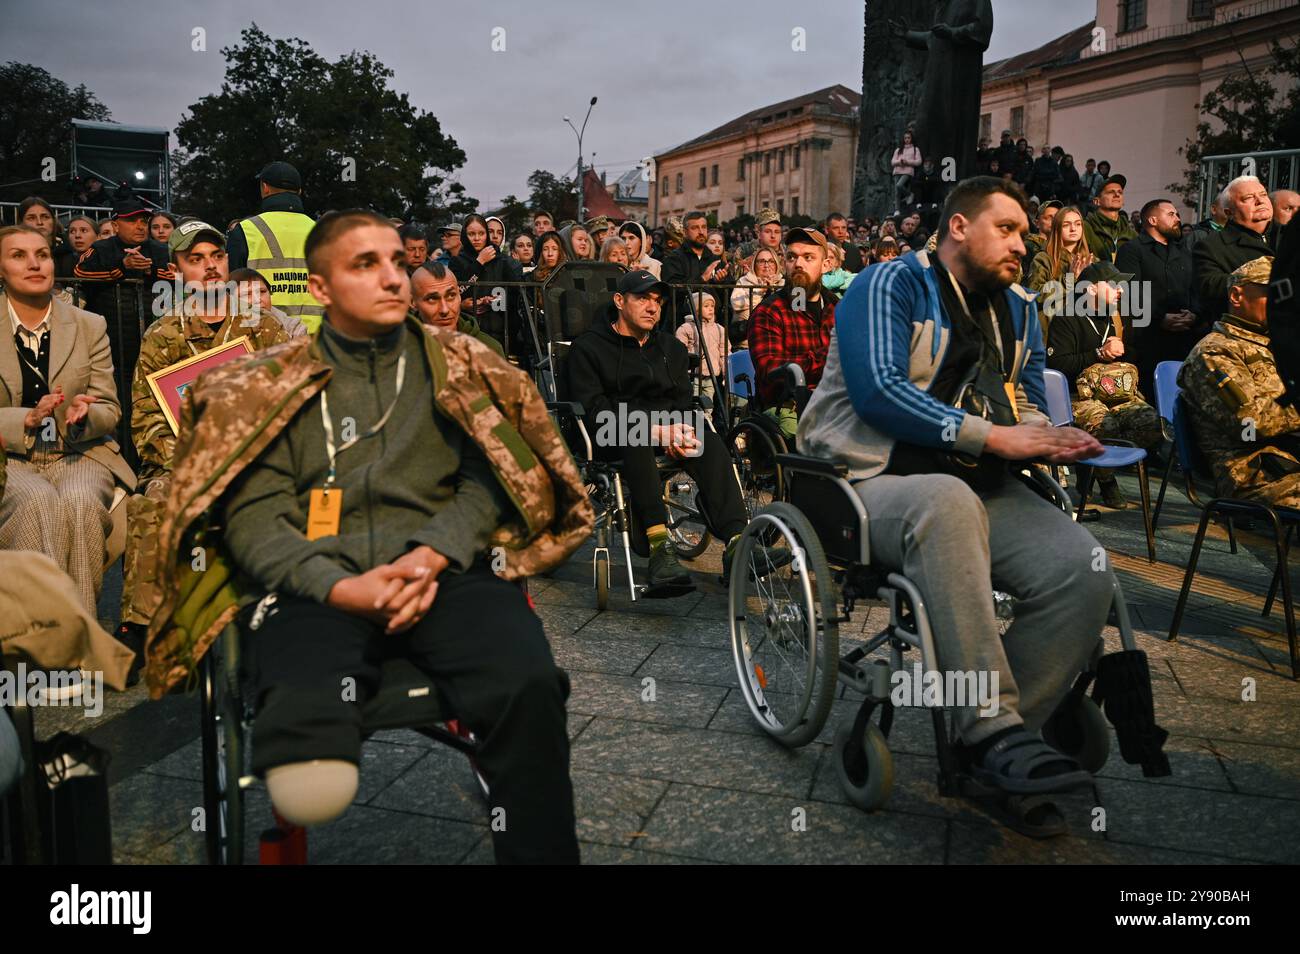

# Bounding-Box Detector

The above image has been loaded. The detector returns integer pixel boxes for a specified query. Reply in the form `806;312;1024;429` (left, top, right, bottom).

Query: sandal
960;783;1070;839
967;727;1093;796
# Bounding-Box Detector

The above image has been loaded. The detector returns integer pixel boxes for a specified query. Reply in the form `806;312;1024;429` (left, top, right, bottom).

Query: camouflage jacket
132;306;289;481
1178;318;1300;496
143;317;594;697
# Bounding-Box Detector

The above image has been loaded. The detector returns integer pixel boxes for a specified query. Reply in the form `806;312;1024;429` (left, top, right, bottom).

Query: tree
491;194;531;239
525;169;577;222
0;62;111;203
172;24;476;225
1168;40;1300;211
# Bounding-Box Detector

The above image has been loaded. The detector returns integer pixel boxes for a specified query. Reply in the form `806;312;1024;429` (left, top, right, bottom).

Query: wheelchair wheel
833;717;894;812
729;419;785;515
663;470;711;559
728;502;839;747
200;642;245;866
594;550;610;611
1042;692;1111;774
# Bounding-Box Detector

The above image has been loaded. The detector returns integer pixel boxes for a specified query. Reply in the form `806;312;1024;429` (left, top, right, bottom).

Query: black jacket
1192;220;1279;321
1047;308;1115;389
660;244;722;326
565;307;693;430
1029;156;1061;200
1115;231;1203;374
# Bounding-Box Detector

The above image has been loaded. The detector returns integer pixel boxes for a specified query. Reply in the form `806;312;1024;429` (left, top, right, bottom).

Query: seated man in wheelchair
799;177;1117;832
144;210;592;864
1178;256;1300;505
748;228;837;440
566;269;785;594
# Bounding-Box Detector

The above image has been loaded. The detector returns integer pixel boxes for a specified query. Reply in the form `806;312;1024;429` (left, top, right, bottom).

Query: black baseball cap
1079;261;1134;285
1102;174;1127;190
617;269;670;297
257;161;301;190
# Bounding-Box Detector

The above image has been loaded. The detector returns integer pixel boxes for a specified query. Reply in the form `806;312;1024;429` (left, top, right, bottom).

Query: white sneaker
37;669;89;704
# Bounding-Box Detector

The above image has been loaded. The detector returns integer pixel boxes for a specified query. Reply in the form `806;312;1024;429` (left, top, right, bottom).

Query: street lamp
564;96;597;224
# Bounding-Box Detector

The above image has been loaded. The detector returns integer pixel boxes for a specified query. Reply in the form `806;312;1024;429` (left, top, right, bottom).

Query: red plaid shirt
749;287;836;405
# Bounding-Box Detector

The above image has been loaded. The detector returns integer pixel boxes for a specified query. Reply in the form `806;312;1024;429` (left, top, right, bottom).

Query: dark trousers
598;427;748;541
249;565;578;864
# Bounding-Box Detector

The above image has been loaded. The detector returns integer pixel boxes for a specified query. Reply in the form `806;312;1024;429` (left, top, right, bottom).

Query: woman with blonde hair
599;236;630;267
1027;205;1096;336
559;223;595;261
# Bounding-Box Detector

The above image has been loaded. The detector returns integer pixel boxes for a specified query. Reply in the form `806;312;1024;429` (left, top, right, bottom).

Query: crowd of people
1;144;1296;858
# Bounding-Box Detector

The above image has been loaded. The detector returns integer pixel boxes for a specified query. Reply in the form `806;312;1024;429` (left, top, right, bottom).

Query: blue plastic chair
1152;363;1299;677
729;349;756;402
1042;368;1155;561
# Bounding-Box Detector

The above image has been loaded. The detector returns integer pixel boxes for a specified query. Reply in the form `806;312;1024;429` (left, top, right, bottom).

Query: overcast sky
3;0;1089;209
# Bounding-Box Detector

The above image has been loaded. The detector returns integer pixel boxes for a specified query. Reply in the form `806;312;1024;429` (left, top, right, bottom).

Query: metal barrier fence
1197;149;1300;219
0;201;114;226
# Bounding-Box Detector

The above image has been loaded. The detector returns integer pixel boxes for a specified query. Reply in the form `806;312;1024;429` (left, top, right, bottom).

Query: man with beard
747;228;837;440
1083;174;1137;262
117;220;288;678
1117;198;1201;395
799;177;1114;839
660;210;728;327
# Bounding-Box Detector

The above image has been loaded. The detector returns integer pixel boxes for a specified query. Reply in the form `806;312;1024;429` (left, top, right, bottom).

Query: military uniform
121;305;289;625
736;207;783;269
1178;257;1300;504
1071;362;1163;448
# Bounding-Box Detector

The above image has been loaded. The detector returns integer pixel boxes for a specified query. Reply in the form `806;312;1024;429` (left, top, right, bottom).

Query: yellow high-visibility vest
241;211;323;333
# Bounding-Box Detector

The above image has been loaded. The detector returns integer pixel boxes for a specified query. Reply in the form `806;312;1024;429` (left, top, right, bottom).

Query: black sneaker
722;536;793;583
115;622;147;688
646;544;695;597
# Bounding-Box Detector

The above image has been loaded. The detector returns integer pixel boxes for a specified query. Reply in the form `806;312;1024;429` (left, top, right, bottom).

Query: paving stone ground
32;470;1300;864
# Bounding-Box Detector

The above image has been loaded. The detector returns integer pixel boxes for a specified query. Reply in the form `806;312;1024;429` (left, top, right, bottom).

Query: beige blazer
0;292;137;490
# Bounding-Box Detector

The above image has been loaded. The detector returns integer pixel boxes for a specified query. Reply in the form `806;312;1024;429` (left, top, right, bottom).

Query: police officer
226;161;322;332
1178;256;1300;505
116;219;288;676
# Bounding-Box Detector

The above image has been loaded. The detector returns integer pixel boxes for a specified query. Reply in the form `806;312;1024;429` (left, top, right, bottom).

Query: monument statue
851;0;992;222
903;0;993;183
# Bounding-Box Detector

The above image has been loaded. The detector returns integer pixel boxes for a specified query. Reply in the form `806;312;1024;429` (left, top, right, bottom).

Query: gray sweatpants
854;472;1112;744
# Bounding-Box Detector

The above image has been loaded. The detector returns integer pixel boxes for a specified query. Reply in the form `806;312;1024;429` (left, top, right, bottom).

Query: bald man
1272;189;1300;227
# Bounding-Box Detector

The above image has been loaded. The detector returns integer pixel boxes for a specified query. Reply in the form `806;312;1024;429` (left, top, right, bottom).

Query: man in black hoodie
659;210;728;328
566;270;764;592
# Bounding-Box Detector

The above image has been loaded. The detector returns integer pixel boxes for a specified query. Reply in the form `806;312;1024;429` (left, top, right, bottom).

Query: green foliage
0;62;111;203
525;169;577;222
491;194;531;239
172;24;476;225
1169;40;1300;209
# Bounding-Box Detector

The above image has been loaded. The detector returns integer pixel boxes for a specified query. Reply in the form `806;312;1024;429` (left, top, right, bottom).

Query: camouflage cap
664;216;685;242
168;219;225;254
1231;255;1273;286
754;207;781;228
584;215;613;233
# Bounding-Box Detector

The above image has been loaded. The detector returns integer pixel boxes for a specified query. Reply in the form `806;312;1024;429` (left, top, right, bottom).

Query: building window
779;149;785;172
777;198;784;215
737;158;745;181
1010;106;1024;137
711;164;719;186
661;179;669;197
792;196;799;216
980;112;992;143
1187;0;1214;18
736;203;745;218
1119;0;1147;32
699;167;707;189
764;153;772;175
675;173;683;194
793;146;800;170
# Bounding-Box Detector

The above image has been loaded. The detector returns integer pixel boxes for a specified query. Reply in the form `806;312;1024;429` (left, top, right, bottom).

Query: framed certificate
146;336;255;435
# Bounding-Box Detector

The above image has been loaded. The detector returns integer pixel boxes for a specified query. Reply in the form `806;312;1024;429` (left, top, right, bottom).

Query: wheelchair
198;598;488;865
724;357;808;514
526;262;751;608
727;452;1165;813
